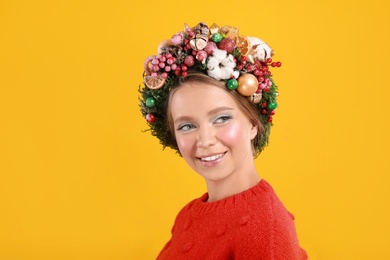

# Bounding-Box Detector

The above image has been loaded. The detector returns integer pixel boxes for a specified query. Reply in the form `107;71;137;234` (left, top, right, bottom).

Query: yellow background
0;0;389;259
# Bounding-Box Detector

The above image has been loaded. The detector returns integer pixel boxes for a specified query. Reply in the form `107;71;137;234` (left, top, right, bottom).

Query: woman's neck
205;169;261;202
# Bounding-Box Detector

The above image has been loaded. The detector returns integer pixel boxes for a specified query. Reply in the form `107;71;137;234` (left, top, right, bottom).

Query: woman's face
170;82;258;184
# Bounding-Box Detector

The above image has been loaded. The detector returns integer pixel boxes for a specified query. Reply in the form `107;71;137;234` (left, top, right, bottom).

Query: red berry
266;58;272;63
181;71;188;77
258;76;264;83
246;64;254;71
254;69;262;76
159;56;166;62
271;62;276;67
237;64;243;71
261;109;267;115
276;61;282;67
267;117;273;123
181;64;188;71
166;57;174;65
261;102;267;108
270;110;276;115
174;69;181;76
264;87;270;92
241;56;247;62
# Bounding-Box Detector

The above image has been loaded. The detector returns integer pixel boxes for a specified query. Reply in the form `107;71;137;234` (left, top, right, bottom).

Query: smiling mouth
197;152;226;165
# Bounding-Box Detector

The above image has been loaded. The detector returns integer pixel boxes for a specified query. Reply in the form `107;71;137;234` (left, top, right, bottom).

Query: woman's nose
196;126;217;148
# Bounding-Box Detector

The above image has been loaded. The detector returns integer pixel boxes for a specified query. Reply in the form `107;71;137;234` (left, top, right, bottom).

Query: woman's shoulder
232;180;307;259
237;179;297;231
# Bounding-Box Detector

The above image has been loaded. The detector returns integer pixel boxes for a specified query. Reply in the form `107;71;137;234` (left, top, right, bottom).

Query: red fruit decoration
218;38;236;53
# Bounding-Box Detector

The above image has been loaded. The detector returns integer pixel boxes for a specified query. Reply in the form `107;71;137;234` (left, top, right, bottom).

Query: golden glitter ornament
237;74;258;96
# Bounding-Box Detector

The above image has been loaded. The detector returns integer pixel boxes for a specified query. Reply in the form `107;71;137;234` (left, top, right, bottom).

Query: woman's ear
250;122;258;140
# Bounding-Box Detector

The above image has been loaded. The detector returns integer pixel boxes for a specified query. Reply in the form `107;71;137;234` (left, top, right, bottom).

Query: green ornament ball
227;79;238;90
146;97;156;108
268;102;278;110
211;33;223;43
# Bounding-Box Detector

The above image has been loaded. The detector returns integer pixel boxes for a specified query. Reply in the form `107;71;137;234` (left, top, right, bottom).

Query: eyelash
177;124;195;131
214;115;232;124
177;115;232;132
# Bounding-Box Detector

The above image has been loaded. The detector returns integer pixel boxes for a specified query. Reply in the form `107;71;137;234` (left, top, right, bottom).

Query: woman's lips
197;152;226;167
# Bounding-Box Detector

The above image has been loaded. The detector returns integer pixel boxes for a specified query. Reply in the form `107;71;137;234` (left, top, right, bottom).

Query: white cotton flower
212;48;228;62
221;54;236;68
220;67;234;80
206;48;237;80
207;66;222;80
247;36;273;61
207;56;220;70
232;70;240;79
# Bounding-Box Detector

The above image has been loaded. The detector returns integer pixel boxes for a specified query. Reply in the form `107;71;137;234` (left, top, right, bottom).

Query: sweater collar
189;179;270;216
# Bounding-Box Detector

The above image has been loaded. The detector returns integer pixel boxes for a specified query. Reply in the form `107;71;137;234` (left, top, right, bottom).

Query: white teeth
201;154;222;161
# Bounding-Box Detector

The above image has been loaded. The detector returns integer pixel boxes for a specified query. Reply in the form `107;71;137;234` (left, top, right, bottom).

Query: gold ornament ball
237;74;258;96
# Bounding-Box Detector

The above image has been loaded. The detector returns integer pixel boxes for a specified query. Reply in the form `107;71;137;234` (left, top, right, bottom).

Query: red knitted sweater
157;179;307;259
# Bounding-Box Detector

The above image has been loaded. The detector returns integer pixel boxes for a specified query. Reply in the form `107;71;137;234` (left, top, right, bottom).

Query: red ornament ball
184;55;195;67
204;41;217;55
146;113;156;123
218;38;236;54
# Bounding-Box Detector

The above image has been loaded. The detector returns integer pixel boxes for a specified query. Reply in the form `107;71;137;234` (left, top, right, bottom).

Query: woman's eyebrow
174;115;194;124
208;106;233;116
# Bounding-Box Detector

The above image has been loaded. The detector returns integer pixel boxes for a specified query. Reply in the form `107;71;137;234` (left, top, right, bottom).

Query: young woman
139;22;308;259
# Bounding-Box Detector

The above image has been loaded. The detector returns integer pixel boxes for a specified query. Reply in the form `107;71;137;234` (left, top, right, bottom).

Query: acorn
248;92;262;104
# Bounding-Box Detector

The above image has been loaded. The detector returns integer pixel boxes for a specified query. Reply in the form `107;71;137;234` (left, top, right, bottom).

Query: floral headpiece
139;22;281;154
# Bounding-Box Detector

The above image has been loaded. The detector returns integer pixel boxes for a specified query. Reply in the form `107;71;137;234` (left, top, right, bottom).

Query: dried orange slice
144;75;166;90
143;56;154;75
233;35;250;56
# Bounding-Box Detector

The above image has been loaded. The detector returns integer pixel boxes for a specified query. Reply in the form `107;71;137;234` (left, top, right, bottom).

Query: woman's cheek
219;123;242;144
176;134;195;156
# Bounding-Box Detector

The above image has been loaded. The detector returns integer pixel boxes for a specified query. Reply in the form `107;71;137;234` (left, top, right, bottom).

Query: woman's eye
214;115;232;124
177;124;195;131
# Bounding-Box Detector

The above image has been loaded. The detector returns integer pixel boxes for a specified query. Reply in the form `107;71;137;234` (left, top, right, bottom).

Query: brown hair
166;71;265;158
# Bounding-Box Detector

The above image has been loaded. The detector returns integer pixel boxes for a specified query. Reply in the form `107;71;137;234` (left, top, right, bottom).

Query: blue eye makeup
214;115;232;124
177;123;196;131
